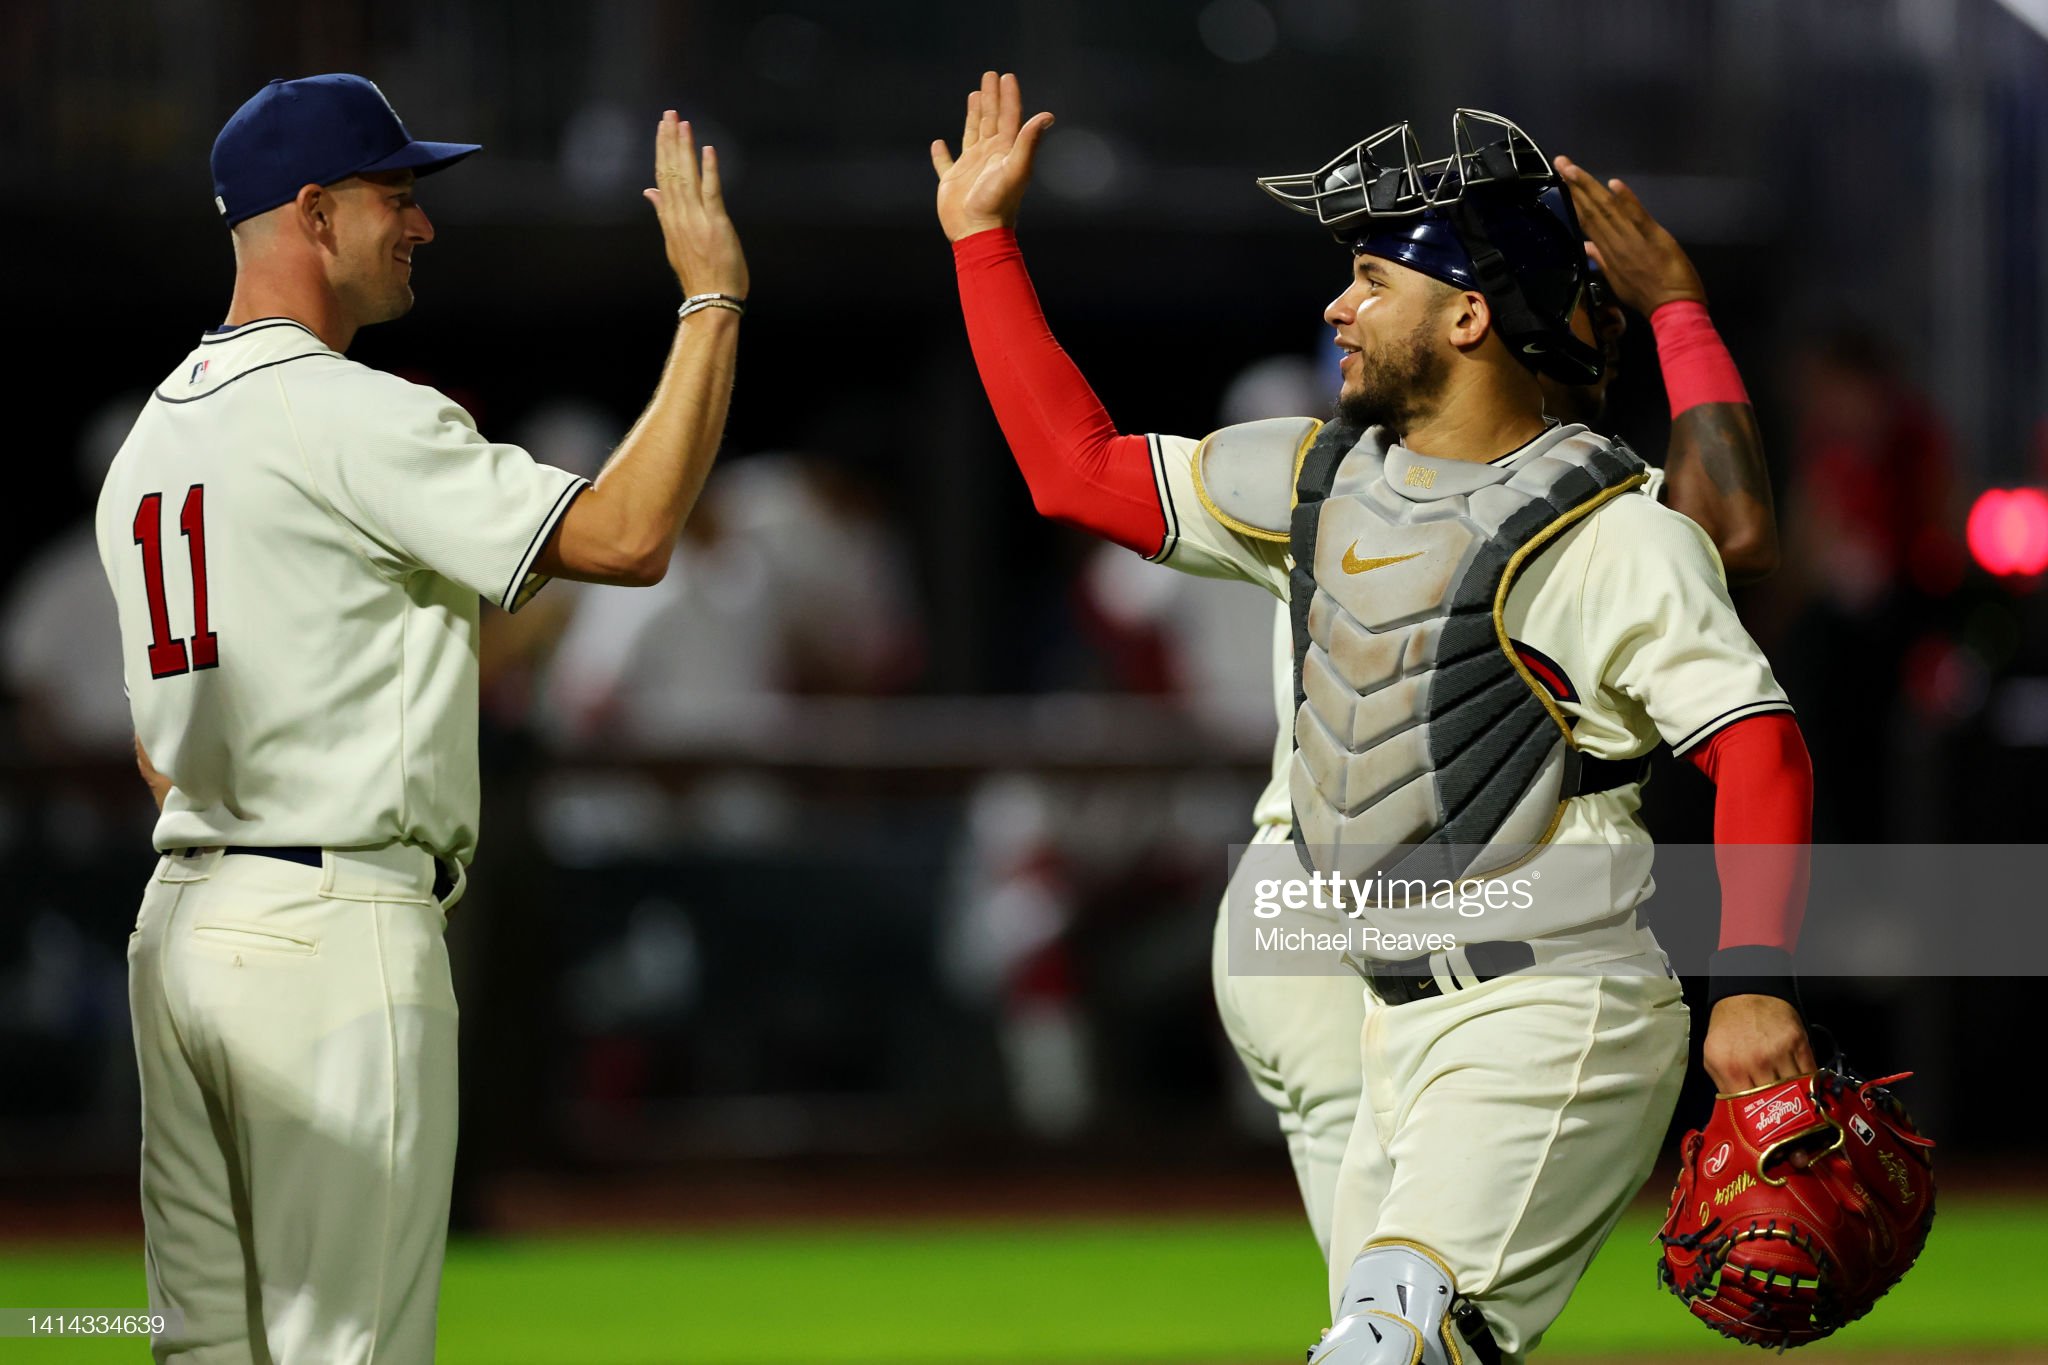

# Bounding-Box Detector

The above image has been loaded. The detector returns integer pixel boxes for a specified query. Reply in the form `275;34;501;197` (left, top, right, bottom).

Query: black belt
1364;939;1537;1006
188;845;457;902
1570;751;1651;796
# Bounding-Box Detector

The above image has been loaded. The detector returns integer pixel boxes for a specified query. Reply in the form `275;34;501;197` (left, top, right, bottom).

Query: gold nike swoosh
1341;545;1423;575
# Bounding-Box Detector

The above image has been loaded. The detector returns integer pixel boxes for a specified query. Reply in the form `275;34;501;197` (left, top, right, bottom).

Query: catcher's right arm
1659;1062;1936;1348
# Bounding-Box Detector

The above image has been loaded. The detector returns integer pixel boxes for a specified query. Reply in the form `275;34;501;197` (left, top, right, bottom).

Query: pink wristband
1651;299;1750;416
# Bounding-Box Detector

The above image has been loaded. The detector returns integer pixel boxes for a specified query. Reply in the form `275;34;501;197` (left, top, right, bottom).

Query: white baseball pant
127;846;462;1363
1327;931;1688;1363
1210;823;1375;1258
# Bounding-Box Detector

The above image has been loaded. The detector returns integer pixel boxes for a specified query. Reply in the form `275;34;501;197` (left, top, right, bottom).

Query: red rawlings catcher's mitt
1658;1063;1935;1349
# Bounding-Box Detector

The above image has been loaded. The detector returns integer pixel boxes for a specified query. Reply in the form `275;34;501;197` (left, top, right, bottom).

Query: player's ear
1446;288;1493;353
294;183;334;242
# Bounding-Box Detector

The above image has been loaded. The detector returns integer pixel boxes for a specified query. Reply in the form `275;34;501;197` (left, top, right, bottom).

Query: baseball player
933;74;1779;1258
98;74;745;1362
934;75;1814;1362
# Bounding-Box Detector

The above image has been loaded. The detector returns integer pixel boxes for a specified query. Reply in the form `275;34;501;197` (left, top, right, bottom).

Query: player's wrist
1648;297;1711;325
677;292;746;322
951;224;1020;264
1706;945;1801;1012
947;217;1013;243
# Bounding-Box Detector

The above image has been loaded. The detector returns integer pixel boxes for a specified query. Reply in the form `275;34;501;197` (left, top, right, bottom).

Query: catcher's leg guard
1309;1242;1499;1365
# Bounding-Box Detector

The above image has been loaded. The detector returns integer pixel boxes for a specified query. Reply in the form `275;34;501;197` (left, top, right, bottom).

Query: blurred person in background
540;452;921;753
932;72;1782;1267
3;395;149;757
942;360;1312;1140
0;394;163;1159
1766;327;1959;841
456;397;623;1232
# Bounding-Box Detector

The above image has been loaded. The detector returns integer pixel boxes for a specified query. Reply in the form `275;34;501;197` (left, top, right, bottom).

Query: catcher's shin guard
1310;1242;1498;1365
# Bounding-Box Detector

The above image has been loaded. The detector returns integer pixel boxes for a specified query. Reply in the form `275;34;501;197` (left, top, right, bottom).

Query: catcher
932;73;1926;1362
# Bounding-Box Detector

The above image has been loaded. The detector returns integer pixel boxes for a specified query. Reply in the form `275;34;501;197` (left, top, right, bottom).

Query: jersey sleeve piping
1671;699;1798;757
500;477;589;613
1142;433;1179;564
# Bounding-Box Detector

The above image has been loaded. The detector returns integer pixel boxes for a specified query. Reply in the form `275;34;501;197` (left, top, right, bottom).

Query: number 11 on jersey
133;485;219;679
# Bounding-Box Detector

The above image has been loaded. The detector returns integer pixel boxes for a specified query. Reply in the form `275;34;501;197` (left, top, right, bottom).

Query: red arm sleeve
952;228;1168;556
1650;300;1751;415
1685;711;1814;952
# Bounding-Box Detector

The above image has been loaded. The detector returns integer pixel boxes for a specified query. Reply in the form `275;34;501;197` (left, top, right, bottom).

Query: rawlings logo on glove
1658;1062;1935;1349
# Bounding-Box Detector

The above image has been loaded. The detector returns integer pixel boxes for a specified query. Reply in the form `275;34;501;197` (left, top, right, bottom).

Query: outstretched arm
535;111;747;586
1558;157;1779;583
934;72;1167;556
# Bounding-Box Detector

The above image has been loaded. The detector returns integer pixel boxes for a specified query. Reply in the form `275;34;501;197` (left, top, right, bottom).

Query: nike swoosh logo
1341;545;1423;575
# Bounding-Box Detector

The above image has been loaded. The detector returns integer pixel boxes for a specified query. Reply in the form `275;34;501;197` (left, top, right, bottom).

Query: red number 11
133;485;219;679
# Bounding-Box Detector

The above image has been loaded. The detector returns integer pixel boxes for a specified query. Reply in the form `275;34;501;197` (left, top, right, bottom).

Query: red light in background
1966;488;2048;576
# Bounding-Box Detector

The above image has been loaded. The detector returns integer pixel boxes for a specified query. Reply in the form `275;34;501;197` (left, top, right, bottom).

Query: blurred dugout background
2;0;2046;1240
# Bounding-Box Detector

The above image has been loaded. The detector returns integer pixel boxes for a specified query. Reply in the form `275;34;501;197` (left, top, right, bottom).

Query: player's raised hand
1554;155;1705;316
1703;994;1819;1095
643;110;749;301
931;71;1055;242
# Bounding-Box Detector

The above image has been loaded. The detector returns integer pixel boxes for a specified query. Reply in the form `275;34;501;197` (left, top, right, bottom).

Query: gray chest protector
1287;421;1648;885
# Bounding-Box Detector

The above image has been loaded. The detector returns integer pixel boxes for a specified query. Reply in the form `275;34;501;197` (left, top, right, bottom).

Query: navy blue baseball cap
211;73;481;227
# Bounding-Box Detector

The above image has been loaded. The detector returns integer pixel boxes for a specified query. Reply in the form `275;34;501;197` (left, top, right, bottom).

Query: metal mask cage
1256;108;1556;231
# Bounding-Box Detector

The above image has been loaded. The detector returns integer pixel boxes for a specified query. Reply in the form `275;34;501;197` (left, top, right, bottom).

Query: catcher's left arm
1684;711;1816;1091
1664;716;1937;1348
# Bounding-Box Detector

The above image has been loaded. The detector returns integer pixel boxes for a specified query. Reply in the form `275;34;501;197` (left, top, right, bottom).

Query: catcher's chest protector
1288;422;1646;885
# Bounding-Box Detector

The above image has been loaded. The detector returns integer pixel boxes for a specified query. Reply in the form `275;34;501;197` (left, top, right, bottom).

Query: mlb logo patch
1850;1113;1876;1145
189;359;210;385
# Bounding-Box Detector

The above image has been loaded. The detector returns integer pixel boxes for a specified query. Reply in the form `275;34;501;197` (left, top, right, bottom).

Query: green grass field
3;1199;2040;1363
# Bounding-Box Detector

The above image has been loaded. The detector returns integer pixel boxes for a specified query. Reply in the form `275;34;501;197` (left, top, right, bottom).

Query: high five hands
932;71;1056;242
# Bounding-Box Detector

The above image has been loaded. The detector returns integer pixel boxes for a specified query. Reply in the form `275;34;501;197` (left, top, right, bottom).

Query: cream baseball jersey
96;318;586;864
1144;425;1786;929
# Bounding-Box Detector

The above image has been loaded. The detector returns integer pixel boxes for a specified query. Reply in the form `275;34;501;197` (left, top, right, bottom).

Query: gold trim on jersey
1492;470;1648;740
1466;470;1650;878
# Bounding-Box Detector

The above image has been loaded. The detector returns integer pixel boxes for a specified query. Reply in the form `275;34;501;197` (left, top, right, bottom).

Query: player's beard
1335;315;1451;435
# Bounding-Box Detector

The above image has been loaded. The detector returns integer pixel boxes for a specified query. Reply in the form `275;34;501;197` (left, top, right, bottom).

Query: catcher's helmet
1257;110;1601;385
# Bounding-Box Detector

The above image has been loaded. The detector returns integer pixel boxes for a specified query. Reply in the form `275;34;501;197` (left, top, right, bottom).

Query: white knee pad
1310;1242;1494;1365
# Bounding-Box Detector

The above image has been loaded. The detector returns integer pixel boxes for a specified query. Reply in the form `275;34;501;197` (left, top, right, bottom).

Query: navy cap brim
356;139;482;178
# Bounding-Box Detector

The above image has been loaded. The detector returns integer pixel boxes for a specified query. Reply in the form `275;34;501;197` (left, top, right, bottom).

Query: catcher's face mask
1258;110;1603;386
